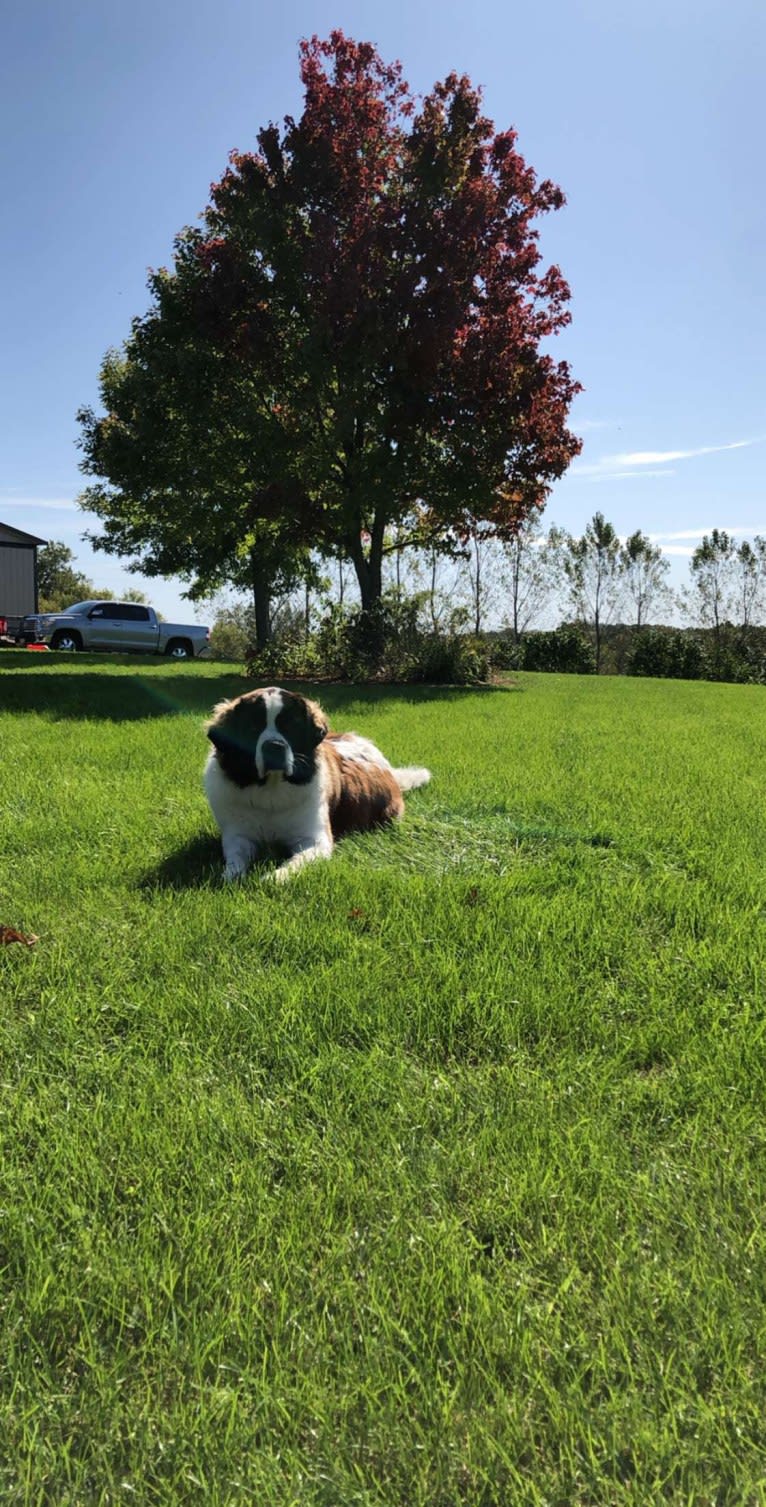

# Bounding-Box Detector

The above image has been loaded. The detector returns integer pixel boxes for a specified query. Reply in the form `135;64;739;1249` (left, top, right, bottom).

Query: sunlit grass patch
1;657;766;1503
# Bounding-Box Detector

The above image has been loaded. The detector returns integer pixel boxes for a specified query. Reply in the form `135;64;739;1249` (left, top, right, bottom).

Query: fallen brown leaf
0;925;38;947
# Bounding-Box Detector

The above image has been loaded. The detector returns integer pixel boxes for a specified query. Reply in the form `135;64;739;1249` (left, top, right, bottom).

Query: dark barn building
0;522;47;634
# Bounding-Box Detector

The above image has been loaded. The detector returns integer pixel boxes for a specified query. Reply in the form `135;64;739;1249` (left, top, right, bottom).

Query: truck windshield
63;602;97;613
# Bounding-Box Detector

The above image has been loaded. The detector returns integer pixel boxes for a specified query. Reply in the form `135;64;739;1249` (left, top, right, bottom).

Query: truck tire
165;638;192;660
51;630;82;652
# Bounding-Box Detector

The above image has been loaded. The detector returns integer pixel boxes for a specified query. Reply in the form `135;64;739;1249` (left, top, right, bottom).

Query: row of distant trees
204;515;766;669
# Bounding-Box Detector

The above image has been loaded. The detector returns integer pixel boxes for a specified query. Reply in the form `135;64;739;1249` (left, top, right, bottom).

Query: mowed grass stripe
1;655;765;1504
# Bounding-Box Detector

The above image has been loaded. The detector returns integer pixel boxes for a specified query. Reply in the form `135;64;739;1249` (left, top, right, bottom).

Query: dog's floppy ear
304;696;328;747
206;699;235;746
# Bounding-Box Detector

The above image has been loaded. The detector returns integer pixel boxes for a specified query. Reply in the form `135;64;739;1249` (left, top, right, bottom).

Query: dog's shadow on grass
140;834;224;891
140;833;285;891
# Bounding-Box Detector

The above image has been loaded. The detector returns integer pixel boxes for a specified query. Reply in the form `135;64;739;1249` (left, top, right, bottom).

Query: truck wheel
51;630;82;652
165;639;192;660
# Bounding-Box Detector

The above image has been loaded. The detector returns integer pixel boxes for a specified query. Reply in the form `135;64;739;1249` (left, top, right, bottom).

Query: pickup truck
17;601;210;659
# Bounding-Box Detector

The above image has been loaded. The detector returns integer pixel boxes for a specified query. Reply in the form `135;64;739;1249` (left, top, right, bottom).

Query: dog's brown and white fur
204;686;431;881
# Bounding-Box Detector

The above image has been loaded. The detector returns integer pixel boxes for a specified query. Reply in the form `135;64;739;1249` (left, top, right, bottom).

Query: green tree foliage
36;542;149;612
77;331;311;647
627;627;708;680
36;541;94;611
521;624;596;674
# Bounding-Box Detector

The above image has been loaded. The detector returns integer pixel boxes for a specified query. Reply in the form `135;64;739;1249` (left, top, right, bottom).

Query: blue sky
1;0;764;619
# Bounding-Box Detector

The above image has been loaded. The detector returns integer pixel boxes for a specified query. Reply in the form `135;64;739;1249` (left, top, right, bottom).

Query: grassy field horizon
1;654;765;1504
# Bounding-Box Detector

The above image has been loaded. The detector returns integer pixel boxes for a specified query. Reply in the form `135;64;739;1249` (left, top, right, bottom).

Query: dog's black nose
262;738;288;770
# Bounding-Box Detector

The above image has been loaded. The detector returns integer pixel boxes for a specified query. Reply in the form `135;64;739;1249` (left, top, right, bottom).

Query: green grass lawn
1;652;765;1505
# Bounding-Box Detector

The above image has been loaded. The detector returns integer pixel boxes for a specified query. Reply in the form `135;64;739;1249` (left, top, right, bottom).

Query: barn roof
0;521;47;547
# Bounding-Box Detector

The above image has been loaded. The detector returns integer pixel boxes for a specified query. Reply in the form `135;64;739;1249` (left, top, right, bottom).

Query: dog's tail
393;766;432;792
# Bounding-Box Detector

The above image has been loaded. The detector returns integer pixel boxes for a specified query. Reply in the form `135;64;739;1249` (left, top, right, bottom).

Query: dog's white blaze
254;687;294;779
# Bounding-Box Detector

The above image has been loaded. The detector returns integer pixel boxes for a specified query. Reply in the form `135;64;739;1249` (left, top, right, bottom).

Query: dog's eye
209;729;253;761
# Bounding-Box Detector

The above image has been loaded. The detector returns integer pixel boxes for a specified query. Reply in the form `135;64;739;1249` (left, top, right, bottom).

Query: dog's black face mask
207;688;327;788
275;691;327;785
207;726;266;788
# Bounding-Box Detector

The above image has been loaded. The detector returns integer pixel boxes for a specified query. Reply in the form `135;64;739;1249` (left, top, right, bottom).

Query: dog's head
206;687;328;787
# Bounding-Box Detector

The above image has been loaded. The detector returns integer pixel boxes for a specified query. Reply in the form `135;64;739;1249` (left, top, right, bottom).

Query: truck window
103;604;151;621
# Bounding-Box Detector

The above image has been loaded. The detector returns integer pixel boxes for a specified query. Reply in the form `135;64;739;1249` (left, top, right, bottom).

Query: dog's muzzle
261;737;290;772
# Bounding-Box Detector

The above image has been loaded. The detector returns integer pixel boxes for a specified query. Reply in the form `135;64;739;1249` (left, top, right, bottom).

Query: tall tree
733;537;766;627
562;512;622;672
78;32;581;619
620;530;671;628
501;517;565;641
462;522;502;636
687;529;736;646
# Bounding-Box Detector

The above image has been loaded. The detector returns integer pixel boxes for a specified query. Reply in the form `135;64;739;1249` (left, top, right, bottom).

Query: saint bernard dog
204;686;431;882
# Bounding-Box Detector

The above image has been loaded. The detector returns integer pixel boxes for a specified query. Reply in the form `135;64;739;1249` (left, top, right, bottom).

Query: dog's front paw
221;834;257;882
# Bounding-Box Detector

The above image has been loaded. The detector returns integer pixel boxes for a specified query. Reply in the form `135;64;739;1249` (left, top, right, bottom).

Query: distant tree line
38;525;766;685
200;515;766;684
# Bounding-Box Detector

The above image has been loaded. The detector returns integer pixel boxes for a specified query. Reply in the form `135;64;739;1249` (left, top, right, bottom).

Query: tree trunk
473;534;482;635
348;520;384;613
512;555;521;643
251;554;272;649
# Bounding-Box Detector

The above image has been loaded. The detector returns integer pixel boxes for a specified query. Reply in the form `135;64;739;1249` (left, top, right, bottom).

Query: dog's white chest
204;754;322;846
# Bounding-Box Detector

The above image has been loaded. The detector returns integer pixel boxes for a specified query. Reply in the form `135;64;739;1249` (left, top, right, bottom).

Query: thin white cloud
612;440;754;466
1;497;78;511
649;526;760;542
584;468;676;481
570;436;759;480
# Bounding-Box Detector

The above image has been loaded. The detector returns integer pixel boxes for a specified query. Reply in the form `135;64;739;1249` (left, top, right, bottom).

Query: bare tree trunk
348;518;384;613
251;553;272;650
473;533;482;635
511;544;521;642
